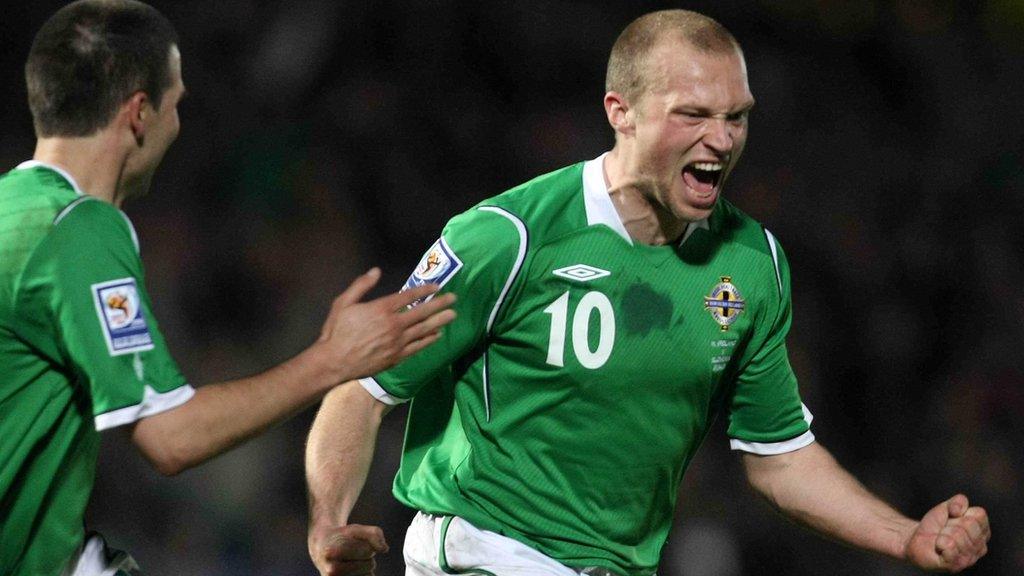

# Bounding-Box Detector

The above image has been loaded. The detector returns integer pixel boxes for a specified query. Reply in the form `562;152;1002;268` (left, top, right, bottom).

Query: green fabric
372;160;809;576
0;165;188;575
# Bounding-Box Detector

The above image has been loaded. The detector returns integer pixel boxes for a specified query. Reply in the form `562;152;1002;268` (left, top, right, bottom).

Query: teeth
691;162;722;171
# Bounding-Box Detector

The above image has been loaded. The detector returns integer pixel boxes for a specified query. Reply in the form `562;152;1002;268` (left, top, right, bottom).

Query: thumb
946;493;969;518
335;268;382;308
340;524;389;553
918;498;953;534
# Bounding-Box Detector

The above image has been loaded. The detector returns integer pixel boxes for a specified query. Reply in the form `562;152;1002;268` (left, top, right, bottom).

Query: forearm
306;381;386;528
743;442;917;561
133;343;345;474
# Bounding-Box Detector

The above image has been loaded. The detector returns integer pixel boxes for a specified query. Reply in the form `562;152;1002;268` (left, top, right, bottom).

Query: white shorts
61;532;141;576
403;511;636;576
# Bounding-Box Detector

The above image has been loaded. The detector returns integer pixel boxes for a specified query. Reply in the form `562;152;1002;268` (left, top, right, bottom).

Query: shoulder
459;161;587;245
40;197;140;265
709;198;780;257
52;197;133;239
709;198;791;299
0;167;80;231
428;162;586;289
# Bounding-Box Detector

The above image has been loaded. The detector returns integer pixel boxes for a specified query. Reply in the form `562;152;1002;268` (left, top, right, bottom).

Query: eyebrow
733;99;756;113
674;100;756;116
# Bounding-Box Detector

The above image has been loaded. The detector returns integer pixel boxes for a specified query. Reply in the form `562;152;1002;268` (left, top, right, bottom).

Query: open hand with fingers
904;494;990;572
316;267;457;383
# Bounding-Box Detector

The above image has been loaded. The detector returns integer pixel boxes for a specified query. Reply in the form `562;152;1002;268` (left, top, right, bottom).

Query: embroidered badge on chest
704;276;745;331
402;237;463;306
92;278;155;355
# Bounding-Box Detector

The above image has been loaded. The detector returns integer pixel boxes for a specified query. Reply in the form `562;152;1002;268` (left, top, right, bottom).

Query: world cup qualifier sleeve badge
704;276;745;331
91;277;155;355
401;236;463;307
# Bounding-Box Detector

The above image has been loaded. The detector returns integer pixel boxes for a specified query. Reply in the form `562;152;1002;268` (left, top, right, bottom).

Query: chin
672;192;718;223
678;204;715;223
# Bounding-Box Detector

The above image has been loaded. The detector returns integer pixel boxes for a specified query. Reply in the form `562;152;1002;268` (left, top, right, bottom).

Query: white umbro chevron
552;264;611;282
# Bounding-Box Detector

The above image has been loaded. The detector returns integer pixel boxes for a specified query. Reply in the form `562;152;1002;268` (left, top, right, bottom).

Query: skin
30;45;458;475
305;34;990;576
744;443;990;572
119;45;186;203
33;46;186;206
603;38;753;245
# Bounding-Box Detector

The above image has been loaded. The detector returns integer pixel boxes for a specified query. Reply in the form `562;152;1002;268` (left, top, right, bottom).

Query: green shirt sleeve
19;198;192;431
725;231;813;453
360;205;525;403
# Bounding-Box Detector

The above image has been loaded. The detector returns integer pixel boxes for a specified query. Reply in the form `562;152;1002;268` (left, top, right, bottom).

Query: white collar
15;160;85;196
582;152;708;247
582;152;633;245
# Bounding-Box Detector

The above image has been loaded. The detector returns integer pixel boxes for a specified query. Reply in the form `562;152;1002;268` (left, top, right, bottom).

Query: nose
702;118;733;153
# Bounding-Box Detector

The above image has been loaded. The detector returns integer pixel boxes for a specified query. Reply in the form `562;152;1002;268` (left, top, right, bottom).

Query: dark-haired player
0;2;455;574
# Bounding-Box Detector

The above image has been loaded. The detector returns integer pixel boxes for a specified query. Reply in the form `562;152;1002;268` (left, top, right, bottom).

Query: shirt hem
94;384;195;431
729;430;816;455
358;376;408;405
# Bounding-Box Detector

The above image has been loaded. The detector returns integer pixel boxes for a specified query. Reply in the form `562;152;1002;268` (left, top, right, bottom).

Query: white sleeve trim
730;430;816;455
477;206;528;335
764;228;783;295
93;384;195;431
358;377;408;405
730;402;815;455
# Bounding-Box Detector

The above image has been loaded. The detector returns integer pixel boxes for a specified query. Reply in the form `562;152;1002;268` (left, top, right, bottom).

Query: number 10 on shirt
543;291;615;369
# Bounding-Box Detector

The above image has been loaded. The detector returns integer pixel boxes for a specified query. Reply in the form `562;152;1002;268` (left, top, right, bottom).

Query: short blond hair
606;10;741;102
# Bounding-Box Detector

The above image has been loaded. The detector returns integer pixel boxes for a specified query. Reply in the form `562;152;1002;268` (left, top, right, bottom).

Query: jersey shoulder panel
48;195;133;244
708;197;790;295
0;165;78;201
709;197;775;257
0;168;81;282
475;161;588;246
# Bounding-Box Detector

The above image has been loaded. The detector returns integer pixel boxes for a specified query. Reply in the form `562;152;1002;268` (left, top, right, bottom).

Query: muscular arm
742;442;989;572
132;345;352;476
131;270;454;475
305;381;391;574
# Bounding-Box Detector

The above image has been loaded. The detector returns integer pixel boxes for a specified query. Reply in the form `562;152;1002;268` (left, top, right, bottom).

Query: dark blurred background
3;1;1022;574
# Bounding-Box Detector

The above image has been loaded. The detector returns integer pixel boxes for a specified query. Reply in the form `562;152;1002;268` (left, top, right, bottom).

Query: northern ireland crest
704;276;745;331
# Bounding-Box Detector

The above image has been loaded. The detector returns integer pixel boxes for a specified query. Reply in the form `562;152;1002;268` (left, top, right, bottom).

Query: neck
33;133;127;206
603;148;689;246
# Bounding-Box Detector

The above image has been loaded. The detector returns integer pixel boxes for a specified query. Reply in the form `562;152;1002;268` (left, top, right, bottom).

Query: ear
603;91;634;137
125;91;150;144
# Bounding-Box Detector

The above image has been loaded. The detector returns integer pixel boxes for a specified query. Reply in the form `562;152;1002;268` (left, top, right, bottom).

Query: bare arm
306;381;391;575
131;269;454;475
742;441;989;572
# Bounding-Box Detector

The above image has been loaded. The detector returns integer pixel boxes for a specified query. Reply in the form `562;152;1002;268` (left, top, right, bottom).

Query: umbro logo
552;264;611;282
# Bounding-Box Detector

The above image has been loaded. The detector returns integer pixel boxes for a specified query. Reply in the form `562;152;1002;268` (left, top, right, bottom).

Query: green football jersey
360;154;813;576
0;162;193;575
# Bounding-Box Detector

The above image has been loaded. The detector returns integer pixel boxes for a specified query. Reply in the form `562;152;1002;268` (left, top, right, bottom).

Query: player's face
629;40;753;222
122;45;185;200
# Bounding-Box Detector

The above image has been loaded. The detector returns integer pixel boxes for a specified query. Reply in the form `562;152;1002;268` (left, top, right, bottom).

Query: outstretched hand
309;523;389;576
905;494;989;572
317;268;456;382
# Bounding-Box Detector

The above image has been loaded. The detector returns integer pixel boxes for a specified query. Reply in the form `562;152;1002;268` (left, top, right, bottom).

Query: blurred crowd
2;1;1021;574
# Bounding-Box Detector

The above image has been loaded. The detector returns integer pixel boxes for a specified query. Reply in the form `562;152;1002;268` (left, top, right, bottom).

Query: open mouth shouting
681;160;724;208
